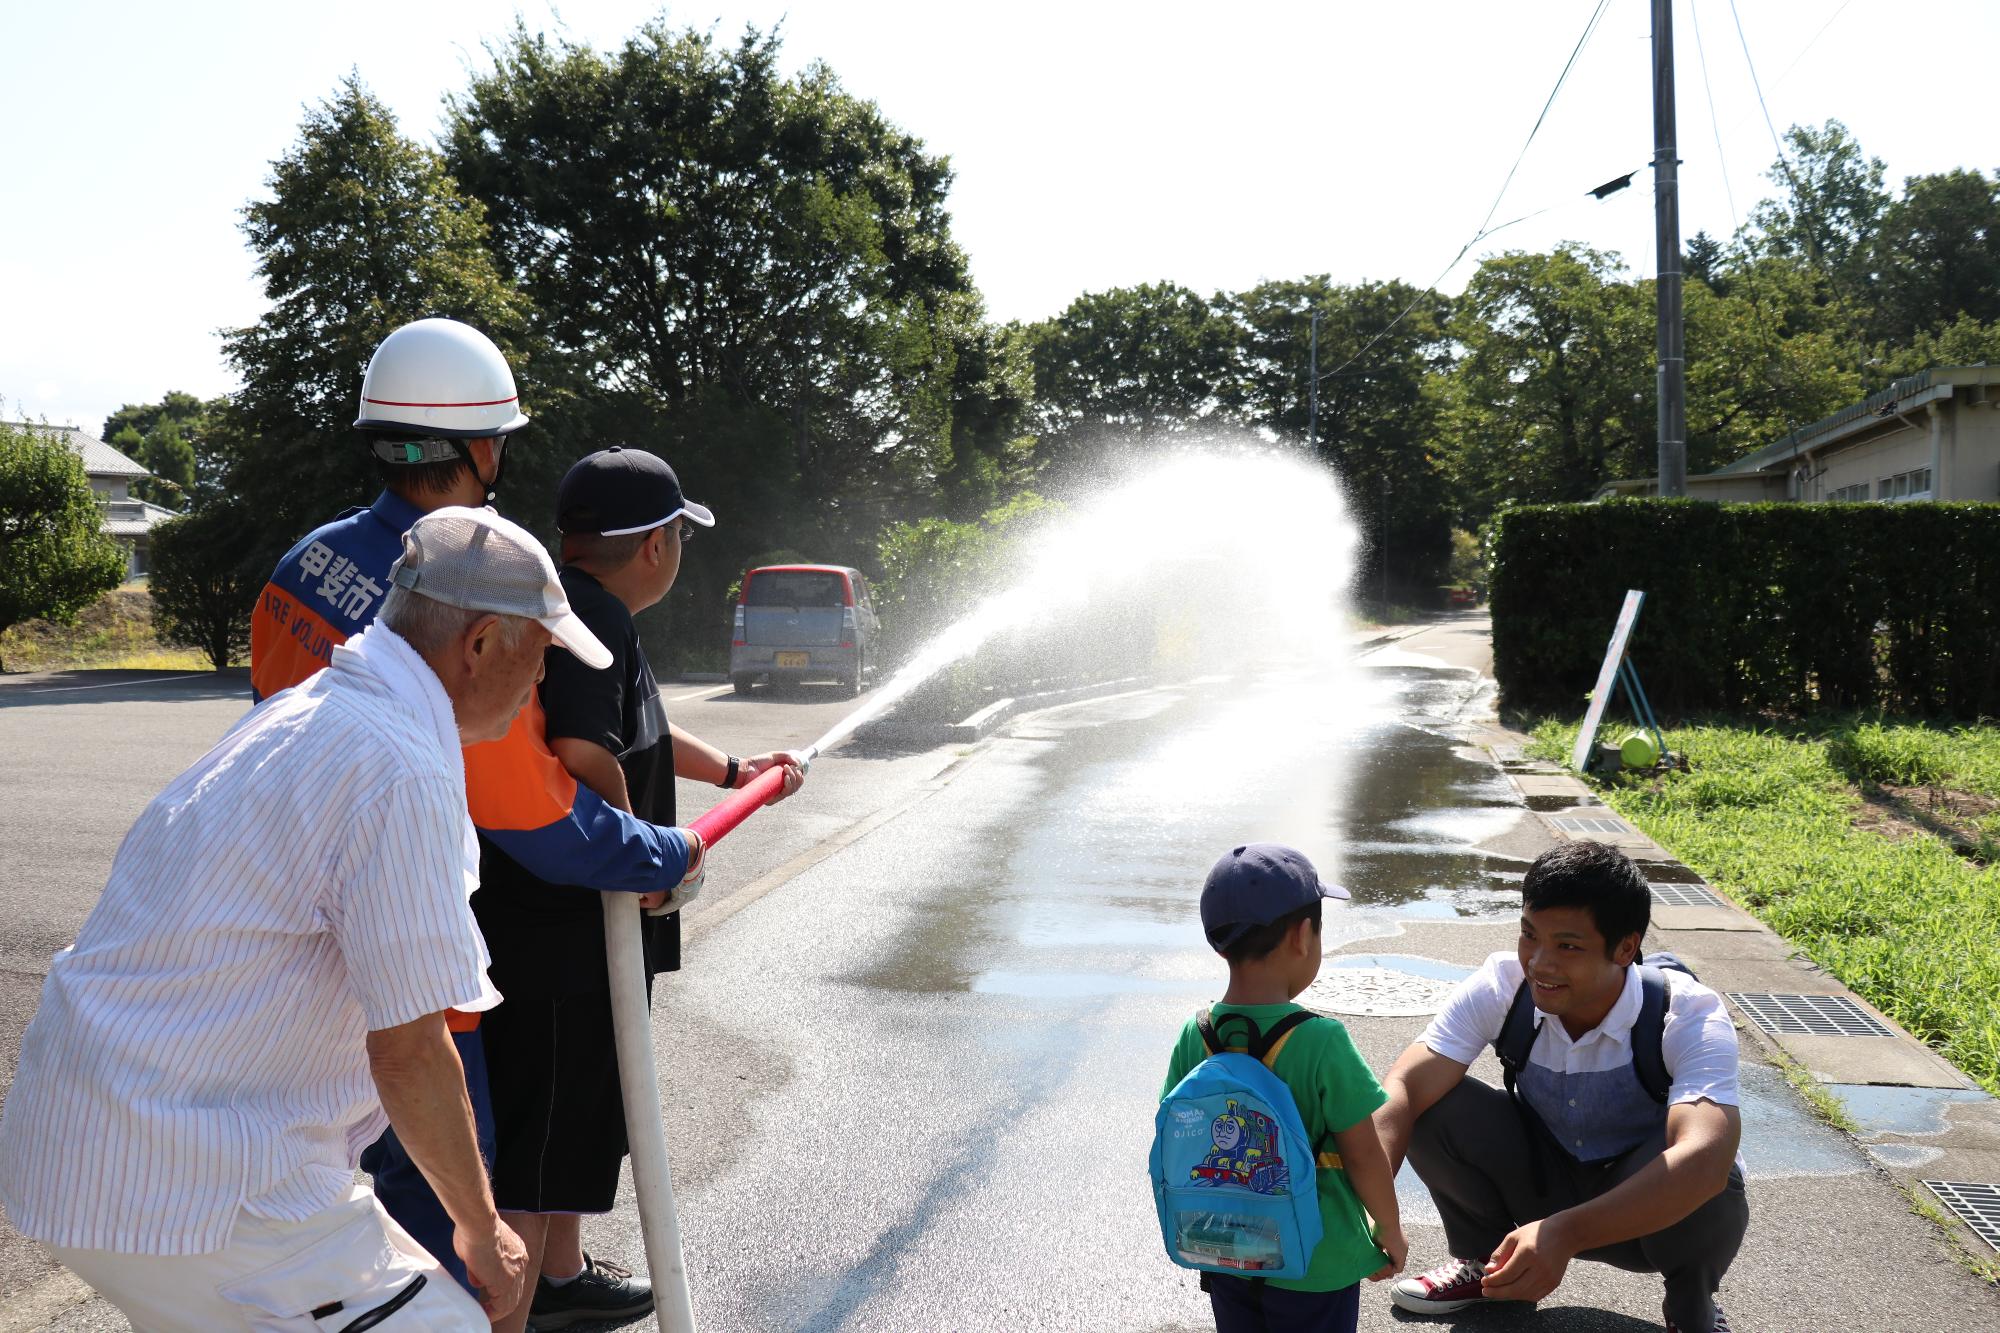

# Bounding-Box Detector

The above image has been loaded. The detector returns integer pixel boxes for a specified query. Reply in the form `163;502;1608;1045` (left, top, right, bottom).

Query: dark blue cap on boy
1199;843;1349;951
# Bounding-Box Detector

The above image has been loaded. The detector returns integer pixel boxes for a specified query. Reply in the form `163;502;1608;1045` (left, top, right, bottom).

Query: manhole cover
1650;883;1725;908
1304;955;1471;1017
1923;1181;2000;1253
1726;992;1894;1038
1551;815;1632;835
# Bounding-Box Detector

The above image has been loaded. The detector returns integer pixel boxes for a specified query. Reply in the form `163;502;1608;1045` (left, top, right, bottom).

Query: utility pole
1307;309;1320;453
1652;0;1687;496
1380;474;1390;610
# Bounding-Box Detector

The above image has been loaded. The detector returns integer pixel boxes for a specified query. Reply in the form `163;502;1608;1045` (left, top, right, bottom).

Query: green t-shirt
1160;1003;1389;1292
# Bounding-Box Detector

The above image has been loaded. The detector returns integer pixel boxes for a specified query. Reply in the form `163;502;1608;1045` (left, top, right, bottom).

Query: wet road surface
12;627;2000;1330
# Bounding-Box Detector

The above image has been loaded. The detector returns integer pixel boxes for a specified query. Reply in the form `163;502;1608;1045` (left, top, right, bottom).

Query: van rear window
745;571;846;607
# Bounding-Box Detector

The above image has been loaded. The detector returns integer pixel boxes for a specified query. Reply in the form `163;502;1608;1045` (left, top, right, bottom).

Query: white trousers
49;1184;486;1332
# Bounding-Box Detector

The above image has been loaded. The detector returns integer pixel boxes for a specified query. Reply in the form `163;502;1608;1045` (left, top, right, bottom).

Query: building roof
102;499;183;537
2;421;149;479
1713;366;2000;477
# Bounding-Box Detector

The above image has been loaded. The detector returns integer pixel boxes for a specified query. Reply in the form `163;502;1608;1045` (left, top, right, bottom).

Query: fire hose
601;750;815;1332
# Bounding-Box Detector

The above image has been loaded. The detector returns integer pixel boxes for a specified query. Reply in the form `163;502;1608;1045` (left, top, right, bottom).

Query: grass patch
1526;716;2000;1096
0;586;221;674
1905;1183;2000;1285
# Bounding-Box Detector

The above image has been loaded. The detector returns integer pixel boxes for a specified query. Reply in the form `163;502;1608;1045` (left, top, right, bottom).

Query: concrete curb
1481;735;2000;1267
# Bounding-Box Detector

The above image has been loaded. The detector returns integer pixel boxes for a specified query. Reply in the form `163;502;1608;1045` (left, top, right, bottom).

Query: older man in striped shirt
0;508;694;1331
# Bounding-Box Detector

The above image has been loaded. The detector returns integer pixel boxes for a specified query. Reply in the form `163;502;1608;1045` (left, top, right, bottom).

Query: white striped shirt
0;624;497;1254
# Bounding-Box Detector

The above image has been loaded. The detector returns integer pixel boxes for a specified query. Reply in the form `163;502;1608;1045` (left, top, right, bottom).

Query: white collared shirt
0;624;497;1255
1422;951;1741;1162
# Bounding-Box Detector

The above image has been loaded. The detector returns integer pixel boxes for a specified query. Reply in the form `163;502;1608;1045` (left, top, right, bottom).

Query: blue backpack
1151;1009;1327;1280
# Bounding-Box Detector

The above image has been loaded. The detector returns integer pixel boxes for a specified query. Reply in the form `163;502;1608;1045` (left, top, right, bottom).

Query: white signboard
1571;590;1646;773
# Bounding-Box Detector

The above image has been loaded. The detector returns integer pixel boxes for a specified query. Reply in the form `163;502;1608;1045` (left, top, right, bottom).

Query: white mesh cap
389;506;612;669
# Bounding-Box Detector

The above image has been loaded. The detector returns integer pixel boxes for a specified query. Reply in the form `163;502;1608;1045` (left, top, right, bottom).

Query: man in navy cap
473;446;804;1333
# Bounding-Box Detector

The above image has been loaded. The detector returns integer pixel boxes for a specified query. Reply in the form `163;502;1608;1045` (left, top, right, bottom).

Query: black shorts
480;983;646;1213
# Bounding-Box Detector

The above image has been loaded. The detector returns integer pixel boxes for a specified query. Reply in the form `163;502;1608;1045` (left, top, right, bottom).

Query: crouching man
0;508;615;1330
1372;842;1749;1333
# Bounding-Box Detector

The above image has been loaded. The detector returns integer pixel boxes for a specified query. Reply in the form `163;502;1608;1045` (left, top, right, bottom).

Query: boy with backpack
1154;844;1408;1333
1371;841;1748;1333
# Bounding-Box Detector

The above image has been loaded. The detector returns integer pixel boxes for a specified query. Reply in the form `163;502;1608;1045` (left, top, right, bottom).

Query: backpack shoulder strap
1495;979;1540;1092
1631;966;1672;1104
1249;1010;1317;1068
1195;1007;1224;1056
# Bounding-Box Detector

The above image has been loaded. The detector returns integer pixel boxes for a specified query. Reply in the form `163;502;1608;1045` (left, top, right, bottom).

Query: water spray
609;447;1357;1330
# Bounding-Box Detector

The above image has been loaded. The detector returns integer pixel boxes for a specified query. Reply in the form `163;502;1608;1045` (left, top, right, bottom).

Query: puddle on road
849;663;1527;1002
1828;1084;1994;1138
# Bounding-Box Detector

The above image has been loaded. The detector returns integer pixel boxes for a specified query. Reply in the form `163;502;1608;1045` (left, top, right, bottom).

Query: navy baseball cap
556;446;716;536
1200;843;1348;951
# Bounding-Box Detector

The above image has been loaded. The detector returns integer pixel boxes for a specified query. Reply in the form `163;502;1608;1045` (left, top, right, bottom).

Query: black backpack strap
1631;966;1673;1104
1495;979;1540;1093
1195;1007;1224;1055
1494;979;1550;1195
1248;1010;1316;1065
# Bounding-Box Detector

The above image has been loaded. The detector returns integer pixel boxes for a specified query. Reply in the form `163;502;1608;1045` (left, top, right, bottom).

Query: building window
1827;483;1870;502
1877;467;1933;502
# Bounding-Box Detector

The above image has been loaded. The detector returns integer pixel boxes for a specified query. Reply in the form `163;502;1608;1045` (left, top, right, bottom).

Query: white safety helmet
354;318;530;446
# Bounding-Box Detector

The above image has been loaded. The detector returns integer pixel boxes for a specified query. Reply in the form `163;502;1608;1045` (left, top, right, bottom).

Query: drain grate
1551;815;1631;835
1650;883;1726;908
1922;1181;2000;1253
1725;992;1894;1038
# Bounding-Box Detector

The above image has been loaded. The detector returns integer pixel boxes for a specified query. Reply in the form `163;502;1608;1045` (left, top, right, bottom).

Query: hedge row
1490;499;2000;719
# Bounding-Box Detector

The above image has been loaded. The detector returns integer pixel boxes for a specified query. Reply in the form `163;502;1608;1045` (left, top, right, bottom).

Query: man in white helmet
247;318;793;1323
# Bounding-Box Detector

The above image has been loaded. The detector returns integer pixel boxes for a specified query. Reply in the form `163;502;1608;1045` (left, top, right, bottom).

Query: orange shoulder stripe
250;584;345;700
462;693;581;832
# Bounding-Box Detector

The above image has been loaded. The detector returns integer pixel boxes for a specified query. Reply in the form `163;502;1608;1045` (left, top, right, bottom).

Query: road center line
670;684;732;702
8;673;211;696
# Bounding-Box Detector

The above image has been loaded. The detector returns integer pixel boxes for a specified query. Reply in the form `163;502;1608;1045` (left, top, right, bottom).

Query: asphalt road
6;627;2000;1331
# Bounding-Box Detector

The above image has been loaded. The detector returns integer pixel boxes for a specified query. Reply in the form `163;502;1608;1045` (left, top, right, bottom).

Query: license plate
776;651;809;669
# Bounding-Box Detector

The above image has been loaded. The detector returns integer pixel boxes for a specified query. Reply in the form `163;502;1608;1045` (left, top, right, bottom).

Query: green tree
1232;277;1455;597
1740;119;1888;310
0;421;126;668
148;500;261;670
1870;168;2000;344
133;421;197;508
444;22;974;517
1684;231;1727;292
104;392;229;509
1683;278;1860;471
1434;246;1653;523
223;75;530;559
1025;282;1241;473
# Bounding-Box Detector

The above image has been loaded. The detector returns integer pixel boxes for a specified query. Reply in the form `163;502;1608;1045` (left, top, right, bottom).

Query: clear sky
5;1;1994;436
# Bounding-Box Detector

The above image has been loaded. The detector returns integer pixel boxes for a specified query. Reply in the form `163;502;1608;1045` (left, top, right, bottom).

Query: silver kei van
729;564;879;696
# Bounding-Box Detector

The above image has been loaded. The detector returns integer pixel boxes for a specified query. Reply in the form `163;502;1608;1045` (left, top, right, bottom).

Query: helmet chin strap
476;437;510;505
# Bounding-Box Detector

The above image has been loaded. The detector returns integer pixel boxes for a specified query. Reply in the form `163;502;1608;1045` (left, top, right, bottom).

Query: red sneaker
1389;1256;1489;1314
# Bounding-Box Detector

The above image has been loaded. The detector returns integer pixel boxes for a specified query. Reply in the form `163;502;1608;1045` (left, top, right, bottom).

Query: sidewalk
1323;613;2000;1332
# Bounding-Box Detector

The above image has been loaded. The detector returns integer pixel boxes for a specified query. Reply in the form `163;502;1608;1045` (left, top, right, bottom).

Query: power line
1475;0;1614;240
1313;0;1612;388
1772;0;1855;88
1728;0;1815;240
1689;0;1739;233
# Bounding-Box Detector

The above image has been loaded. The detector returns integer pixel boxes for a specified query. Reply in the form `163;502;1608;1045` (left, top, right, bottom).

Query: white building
1595;366;2000;504
7;423;182;579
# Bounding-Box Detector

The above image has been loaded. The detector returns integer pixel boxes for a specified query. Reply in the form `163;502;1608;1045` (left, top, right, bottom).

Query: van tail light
732;604;745;647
